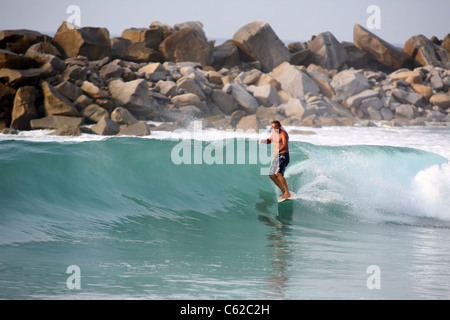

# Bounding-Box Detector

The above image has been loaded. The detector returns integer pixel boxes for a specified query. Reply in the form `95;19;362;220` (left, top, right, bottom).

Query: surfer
259;120;291;200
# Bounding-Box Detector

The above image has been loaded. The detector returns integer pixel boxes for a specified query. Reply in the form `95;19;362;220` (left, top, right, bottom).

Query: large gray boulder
159;27;212;66
273;62;320;98
331;70;370;101
229;82;259;113
235;114;264;131
108;78;156;119
232;21;291;72
305;32;348;70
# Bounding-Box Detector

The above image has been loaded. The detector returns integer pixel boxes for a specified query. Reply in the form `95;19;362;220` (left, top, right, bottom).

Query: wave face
1;138;450;299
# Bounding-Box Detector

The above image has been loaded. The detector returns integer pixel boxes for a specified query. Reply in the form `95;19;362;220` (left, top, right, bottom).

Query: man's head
271;120;281;130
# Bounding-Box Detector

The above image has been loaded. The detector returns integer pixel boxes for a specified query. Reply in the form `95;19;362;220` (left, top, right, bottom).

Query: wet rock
91;117;120;135
10;86;38;130
30;115;84;129
117;121;150;136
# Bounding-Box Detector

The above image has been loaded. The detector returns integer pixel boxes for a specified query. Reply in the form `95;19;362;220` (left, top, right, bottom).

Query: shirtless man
259;120;291;200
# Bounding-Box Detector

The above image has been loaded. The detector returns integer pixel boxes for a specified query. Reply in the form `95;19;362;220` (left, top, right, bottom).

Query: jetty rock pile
0;21;449;136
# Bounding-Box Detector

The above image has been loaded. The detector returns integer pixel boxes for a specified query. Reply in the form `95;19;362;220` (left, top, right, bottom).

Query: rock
353;24;408;70
174;21;206;37
157;80;177;97
110;37;160;62
389;70;423;84
341;41;371;69
235;114;264;131
171;93;201;107
229;82;259;113
391;88;424;106
430;94;450;108
10;86;38;130
411;84;433;100
211;40;240;69
273;62;320;98
366;107;382;121
91;117;120;135
307;70;335;98
111;107;138;125
395;104;415;120
211;89;239;114
232;21;291;72
1;128;19;134
346;89;379;109
360;97;383;115
178;105;204;117
117;121;150;136
25;43;65;71
279;98;306;118
177;77;206;100
257;73;281;90
81;81;108;99
159;27;212;66
229;110;248;127
81;104;109;123
51;126;81;136
441;34;450;52
73;94;93;111
0;48;36;69
331;69;370;101
0;29;50;54
54;80;83;101
108;78;156;119
138;62;165;74
149;21;175;39
53;21;111;60
30;115;84;129
380;107;394;120
290;49;311;65
255;106;284;126
252;84;279;107
305;31;348;70
41;81;80;116
404;35;449;68
121;27;163;49
0;67;50;87
63;65;88;82
99;63;123;79
428;69;444;90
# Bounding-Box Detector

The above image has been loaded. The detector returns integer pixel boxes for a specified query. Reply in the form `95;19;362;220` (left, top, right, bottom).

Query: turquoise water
1;137;450;299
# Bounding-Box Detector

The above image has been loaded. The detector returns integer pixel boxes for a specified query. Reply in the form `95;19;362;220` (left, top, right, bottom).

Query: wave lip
288;144;450;224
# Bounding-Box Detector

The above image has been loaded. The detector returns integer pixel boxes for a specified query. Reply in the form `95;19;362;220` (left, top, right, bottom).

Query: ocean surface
1;125;450;299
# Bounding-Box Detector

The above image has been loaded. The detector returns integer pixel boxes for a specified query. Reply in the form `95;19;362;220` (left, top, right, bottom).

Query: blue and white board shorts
269;152;290;176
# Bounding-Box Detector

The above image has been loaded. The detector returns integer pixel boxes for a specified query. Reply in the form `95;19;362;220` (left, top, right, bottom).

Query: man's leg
275;172;290;198
269;174;284;193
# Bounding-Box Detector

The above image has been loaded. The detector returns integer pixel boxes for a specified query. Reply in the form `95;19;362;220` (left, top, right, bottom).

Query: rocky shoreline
0;20;449;136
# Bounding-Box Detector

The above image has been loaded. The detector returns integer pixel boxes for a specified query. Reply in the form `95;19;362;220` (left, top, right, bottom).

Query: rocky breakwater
0;21;449;136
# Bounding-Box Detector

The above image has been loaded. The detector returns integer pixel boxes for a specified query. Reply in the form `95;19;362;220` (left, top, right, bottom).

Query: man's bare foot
281;192;291;199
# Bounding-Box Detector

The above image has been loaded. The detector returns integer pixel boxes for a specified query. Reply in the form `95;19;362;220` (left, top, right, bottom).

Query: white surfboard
278;192;297;203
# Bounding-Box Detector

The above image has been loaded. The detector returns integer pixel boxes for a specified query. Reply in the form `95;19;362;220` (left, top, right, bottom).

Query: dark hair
271;120;281;128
